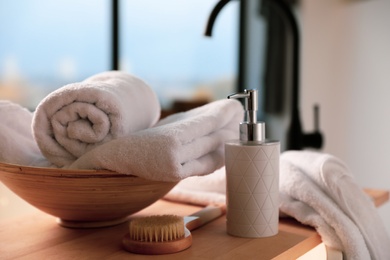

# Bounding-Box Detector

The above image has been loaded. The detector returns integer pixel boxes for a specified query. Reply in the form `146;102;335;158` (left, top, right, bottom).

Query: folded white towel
164;167;227;206
281;151;390;260
0;101;51;167
32;71;160;167
67;99;244;182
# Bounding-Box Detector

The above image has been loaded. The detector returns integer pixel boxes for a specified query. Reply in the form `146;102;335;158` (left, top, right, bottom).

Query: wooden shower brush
122;205;225;255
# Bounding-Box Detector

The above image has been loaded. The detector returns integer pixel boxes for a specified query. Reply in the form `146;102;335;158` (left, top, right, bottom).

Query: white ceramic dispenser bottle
225;89;280;238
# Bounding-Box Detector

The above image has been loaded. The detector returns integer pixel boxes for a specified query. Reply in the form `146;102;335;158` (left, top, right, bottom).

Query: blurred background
0;0;238;110
1;0;389;236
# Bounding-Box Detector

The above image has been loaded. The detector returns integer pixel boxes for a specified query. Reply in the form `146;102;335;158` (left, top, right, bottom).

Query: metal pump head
228;89;265;142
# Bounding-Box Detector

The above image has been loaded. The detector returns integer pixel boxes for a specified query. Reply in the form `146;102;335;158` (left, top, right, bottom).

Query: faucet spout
204;0;233;37
270;0;324;150
205;0;323;150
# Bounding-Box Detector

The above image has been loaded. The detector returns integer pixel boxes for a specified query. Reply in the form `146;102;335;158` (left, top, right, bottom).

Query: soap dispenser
225;89;280;238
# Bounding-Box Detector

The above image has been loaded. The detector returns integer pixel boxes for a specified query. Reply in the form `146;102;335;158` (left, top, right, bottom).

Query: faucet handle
314;104;320;132
302;104;323;149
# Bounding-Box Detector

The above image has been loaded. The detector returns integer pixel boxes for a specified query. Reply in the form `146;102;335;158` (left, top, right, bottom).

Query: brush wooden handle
185;205;225;231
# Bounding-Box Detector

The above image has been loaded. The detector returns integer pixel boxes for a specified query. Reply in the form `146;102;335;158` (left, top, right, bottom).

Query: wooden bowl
0;162;177;228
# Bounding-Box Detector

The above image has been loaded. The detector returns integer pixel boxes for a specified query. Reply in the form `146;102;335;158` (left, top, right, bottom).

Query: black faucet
204;0;323;150
204;0;232;37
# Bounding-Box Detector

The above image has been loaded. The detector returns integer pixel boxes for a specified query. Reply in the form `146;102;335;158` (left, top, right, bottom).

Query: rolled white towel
32;71;160;167
67;99;244;182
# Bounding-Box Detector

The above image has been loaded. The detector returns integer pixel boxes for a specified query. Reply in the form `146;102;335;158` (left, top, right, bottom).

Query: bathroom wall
300;0;390;234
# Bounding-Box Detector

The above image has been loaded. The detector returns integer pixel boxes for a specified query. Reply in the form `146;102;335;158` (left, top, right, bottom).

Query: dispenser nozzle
228;89;258;123
227;89;264;142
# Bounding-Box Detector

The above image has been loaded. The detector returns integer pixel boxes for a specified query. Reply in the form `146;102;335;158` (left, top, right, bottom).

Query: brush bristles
129;215;185;242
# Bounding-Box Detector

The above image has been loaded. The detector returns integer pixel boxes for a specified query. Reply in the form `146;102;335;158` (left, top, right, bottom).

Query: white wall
300;0;390;234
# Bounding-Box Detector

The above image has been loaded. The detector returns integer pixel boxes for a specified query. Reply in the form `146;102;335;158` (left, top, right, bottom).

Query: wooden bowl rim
0;161;135;178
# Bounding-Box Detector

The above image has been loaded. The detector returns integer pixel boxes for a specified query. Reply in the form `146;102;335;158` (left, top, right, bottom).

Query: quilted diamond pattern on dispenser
225;142;280;238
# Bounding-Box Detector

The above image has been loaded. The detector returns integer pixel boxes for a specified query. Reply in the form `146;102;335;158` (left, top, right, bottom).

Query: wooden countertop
0;189;388;259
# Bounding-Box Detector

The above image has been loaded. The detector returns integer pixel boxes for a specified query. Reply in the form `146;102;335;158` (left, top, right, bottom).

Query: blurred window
0;0;109;109
0;0;238;109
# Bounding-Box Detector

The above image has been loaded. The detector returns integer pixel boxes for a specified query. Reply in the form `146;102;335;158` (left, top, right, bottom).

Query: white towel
281;151;390;260
67;99;244;182
164;151;390;259
0;101;51;167
32;71;160;167
164;167;227;206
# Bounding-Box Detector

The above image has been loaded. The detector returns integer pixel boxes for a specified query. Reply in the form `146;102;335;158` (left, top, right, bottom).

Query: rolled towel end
32;71;160;167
